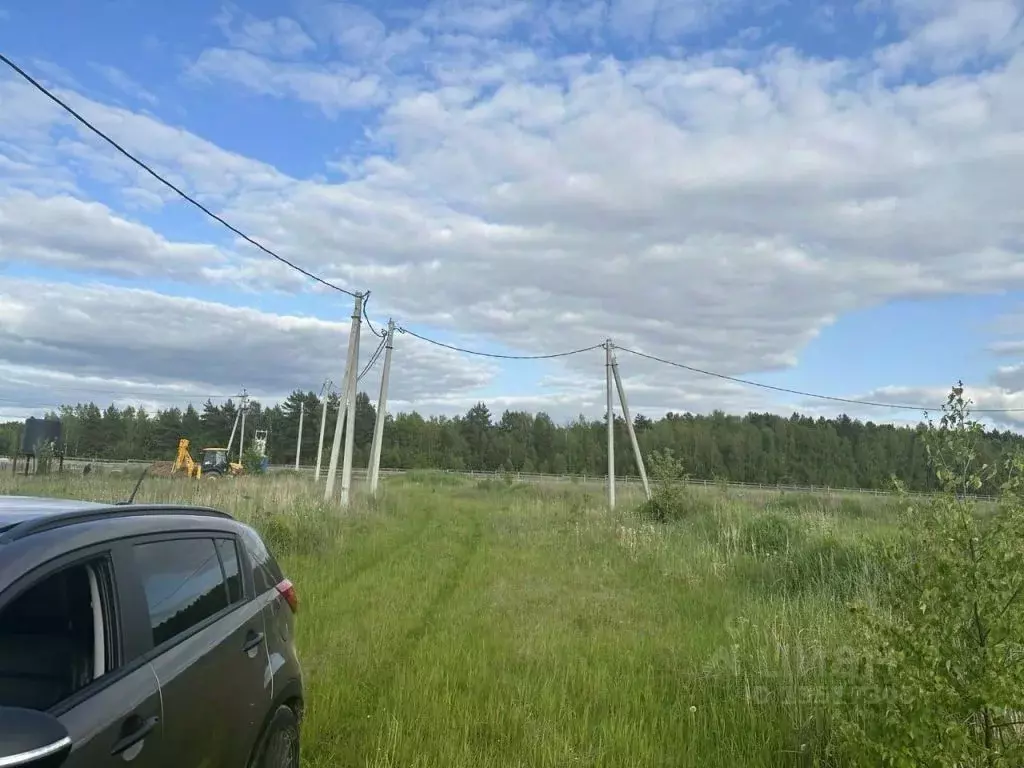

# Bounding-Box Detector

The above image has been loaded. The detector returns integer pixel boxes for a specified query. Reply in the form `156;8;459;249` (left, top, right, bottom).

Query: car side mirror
0;707;72;767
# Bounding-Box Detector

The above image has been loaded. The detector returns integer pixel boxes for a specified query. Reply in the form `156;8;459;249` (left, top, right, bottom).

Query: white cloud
873;0;1023;77
188;48;388;113
0;75;294;208
0;277;496;416
213;5;317;59
293;1;388;55
421;0;534;34
89;63;159;105
607;0;699;41
5;6;1024;422
841;383;1024;430
0;192;232;280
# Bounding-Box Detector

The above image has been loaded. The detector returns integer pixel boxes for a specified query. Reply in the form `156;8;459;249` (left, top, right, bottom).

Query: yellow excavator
172;438;244;479
170;404;268;479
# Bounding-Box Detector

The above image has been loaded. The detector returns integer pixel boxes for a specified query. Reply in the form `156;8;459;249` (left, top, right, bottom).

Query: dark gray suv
0;495;303;767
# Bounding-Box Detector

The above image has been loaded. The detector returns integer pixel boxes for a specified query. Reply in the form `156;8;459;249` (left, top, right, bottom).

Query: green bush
241;446;266;475
839;384;1024;765
639;449;693;523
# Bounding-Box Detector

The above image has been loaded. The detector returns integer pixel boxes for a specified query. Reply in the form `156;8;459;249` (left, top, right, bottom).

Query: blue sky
2;0;1024;427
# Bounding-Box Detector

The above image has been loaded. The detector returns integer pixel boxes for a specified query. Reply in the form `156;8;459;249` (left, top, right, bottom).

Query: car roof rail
0;504;235;544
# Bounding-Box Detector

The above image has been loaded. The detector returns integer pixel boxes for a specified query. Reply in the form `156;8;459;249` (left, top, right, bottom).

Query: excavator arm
172;438;202;478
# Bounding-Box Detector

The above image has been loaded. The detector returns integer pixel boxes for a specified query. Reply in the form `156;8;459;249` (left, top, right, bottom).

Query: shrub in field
639;449;694;522
839;384;1024;766
242;446;267;475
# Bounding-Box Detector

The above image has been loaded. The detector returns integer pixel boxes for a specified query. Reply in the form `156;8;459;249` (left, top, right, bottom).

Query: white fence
51;456;995;502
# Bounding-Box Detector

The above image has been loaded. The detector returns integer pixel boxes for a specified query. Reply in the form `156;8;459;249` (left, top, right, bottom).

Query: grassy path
291;486;849;767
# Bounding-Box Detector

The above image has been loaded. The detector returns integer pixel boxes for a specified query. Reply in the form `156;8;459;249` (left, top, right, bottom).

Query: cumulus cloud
89;63;159;106
213;5;317;59
188;48;388;113
0;277;496;415
0;192;231;280
3;2;1024;423
876;0;1023;76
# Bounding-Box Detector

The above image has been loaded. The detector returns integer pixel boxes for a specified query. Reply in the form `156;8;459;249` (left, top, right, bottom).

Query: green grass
0;471;898;767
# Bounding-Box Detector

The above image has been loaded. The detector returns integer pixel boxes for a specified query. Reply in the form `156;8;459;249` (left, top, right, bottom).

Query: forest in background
1;390;1021;494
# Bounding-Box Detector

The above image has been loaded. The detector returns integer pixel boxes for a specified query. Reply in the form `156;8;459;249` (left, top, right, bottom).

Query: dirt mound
147;461;176;477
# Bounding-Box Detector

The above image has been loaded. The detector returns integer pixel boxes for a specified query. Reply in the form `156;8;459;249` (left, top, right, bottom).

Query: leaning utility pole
611;352;651;501
367;319;395;497
294;401;305;470
324;293;362;504
605;339;615;509
314;379;331;480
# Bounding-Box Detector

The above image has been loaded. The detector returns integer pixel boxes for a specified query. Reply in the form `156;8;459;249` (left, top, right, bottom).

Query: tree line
1;389;1021;494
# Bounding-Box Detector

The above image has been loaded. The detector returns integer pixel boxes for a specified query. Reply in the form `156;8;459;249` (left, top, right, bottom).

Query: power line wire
357;335;388;382
361;292;386;338
0;53;361;299
399;326;604;360
614;345;1024;414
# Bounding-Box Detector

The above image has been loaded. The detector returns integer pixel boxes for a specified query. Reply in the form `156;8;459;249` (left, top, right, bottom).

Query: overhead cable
399;326;605;360
0;53;362;299
357;335;388;382
614;345;1024;414
361;292;386;338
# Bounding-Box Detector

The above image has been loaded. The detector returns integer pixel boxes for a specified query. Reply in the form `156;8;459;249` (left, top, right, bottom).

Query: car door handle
110;715;159;756
242;630;265;653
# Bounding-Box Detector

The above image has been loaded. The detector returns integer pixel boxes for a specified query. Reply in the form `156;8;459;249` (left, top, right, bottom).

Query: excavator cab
200;447;243;477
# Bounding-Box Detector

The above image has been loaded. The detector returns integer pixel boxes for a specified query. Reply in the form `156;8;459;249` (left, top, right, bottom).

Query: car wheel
250;705;300;768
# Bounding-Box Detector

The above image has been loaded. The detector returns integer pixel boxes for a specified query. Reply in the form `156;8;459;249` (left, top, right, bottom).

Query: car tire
250;705;300;768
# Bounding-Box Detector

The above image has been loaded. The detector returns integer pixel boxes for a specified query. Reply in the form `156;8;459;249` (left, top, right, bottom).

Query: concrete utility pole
324;293;362;504
314;379;331;480
338;306;362;508
367;319;395;497
611;352;651;501
238;388;249;462
294;401;305;470
606;339;615;510
226;403;241;459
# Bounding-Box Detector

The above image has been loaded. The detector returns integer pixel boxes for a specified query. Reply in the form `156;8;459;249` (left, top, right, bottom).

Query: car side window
132;538;231;647
0;557;118;711
238;524;283;595
215;537;244;604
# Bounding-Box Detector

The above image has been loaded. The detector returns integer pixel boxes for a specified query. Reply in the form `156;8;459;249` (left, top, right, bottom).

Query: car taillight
276;579;298;614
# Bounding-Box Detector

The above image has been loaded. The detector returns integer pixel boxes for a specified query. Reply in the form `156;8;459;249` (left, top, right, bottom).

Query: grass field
0;469;900;767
